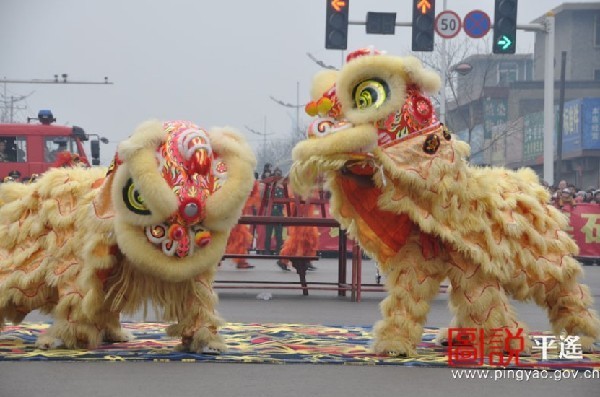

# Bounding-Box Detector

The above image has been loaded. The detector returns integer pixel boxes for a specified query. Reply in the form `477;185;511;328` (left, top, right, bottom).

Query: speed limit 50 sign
434;10;461;39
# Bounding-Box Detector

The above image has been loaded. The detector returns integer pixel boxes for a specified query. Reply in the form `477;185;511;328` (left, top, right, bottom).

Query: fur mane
325;127;577;282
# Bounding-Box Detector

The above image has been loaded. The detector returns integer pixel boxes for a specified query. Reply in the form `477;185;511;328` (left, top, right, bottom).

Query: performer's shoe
307;263;317;271
236;262;255;269
277;261;291;271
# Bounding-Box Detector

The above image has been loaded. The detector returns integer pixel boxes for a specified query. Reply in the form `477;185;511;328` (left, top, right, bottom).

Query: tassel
106;266;131;313
378;164;387;187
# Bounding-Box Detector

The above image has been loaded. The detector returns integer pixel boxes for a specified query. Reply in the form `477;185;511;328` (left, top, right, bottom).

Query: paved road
1;258;599;397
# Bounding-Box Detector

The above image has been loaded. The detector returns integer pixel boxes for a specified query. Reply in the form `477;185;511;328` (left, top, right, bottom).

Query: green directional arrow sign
497;35;512;50
494;34;515;54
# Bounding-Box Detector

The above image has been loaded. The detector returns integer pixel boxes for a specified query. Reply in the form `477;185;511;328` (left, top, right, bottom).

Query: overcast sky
1;0;596;164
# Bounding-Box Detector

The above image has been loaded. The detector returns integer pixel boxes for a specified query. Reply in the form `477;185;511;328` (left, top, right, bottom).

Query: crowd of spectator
547;179;600;211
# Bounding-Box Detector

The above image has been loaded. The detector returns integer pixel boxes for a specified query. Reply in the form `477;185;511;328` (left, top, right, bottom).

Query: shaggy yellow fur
291;53;600;357
310;70;338;101
0;120;255;352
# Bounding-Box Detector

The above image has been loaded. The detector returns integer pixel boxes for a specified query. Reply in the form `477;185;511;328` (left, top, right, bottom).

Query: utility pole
263;116;267;160
9;96;28;122
245;116;274;168
270;82;304;138
296;81;300;136
1;82;32;123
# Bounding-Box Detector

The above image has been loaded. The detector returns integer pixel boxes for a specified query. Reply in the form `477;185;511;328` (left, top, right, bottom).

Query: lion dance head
290;48;464;196
96;120;256;281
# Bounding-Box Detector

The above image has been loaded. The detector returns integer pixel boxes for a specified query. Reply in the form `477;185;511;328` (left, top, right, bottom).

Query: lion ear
310;69;338;100
92;154;121;219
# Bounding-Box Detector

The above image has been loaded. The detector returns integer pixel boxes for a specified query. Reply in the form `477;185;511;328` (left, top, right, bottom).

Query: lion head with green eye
293;48;441;173
290;49;443;197
96;120;256;282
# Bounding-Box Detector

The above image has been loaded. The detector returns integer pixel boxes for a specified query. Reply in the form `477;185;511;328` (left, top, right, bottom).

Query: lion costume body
0;120;255;352
291;48;600;356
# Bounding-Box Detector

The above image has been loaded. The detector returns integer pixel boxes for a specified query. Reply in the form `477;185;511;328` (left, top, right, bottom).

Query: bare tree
413;36;532;168
260;121;308;175
418;37;498;147
472;117;522;160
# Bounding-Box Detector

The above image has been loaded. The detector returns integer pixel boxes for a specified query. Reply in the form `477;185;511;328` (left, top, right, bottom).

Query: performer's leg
446;250;531;355
274;224;284;254
167;273;226;353
38;294;103;349
531;256;600;351
265;224;273;254
372;233;446;356
104;312;133;343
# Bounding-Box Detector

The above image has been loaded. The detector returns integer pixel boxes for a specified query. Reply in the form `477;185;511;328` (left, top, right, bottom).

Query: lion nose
184;201;199;217
179;197;204;224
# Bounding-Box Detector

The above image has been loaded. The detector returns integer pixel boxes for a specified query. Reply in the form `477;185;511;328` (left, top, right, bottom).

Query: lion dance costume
290;48;600;356
0;120;255;352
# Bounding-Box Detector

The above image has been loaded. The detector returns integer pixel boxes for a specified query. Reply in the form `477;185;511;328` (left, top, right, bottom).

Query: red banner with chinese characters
565;203;600;259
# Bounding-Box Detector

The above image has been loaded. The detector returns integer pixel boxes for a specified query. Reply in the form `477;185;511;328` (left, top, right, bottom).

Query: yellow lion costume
0;120;255;352
290;48;600;356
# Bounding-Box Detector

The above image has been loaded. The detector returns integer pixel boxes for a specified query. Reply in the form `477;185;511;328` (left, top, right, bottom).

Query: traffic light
493;0;518;54
325;0;350;50
412;0;436;52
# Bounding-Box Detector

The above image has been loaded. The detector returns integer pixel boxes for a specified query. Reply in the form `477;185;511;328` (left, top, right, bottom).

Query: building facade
446;2;600;188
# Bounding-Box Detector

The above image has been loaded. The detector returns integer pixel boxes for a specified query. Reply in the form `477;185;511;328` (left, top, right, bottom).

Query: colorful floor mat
1;322;599;368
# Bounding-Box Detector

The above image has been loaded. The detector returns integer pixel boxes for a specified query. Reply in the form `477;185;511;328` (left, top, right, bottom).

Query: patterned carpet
1;322;599;368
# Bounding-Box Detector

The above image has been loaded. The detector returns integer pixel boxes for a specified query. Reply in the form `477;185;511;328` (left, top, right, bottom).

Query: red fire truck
0;110;99;181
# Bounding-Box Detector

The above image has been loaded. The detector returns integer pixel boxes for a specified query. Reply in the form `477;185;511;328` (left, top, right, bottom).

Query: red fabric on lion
52;151;90;168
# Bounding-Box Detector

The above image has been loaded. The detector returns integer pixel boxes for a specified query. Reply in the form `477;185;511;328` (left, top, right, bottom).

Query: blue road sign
463;10;491;39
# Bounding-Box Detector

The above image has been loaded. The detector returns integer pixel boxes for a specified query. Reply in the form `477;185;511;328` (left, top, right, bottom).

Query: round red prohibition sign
463;9;491;39
434;10;462;39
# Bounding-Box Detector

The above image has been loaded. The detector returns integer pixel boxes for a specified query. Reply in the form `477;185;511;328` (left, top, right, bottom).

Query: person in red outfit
225;180;261;269
277;201;319;272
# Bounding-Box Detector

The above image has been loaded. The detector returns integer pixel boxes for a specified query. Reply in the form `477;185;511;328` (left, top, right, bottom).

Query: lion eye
352;79;389;110
122;178;151;215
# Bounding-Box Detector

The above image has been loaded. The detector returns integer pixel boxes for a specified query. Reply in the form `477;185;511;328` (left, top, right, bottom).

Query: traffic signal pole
439;0;448;124
486;14;553;186
542;12;556;186
515;14;556;186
